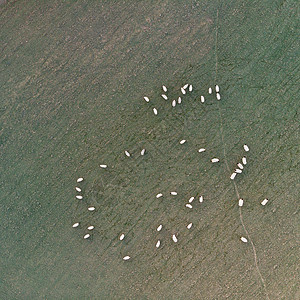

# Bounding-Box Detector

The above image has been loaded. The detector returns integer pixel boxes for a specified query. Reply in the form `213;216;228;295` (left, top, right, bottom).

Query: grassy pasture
0;0;299;299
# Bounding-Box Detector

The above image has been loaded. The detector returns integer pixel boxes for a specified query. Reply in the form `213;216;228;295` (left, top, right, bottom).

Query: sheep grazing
188;197;195;203
211;158;219;163
230;173;237;180
157;225;162;232
172;234;178;243
156;240;161;248
243;144;249;152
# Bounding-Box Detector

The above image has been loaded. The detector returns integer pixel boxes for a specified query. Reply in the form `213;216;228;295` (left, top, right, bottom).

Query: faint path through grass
215;4;270;300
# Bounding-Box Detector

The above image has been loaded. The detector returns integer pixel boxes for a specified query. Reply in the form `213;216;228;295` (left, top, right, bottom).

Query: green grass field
0;0;299;299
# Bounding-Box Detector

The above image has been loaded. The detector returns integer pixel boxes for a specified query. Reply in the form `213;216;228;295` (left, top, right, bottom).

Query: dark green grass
0;0;299;299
